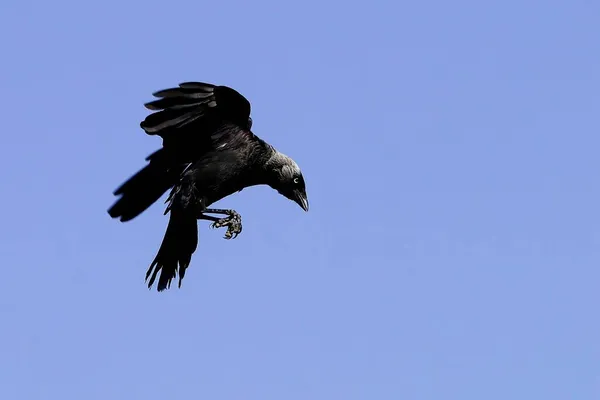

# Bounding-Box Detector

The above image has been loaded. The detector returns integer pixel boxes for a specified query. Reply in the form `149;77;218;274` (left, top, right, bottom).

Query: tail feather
145;193;198;291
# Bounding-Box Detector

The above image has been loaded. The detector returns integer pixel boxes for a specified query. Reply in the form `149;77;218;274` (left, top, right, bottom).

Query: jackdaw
108;82;309;291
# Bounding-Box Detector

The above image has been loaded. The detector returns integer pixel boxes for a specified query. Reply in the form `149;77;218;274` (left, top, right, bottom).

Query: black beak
293;189;309;212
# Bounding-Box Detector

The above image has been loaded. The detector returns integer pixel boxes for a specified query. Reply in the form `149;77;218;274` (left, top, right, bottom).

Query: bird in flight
108;82;309;291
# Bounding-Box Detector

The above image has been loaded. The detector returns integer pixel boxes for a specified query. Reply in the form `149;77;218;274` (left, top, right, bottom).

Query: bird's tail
145;186;199;291
108;149;181;222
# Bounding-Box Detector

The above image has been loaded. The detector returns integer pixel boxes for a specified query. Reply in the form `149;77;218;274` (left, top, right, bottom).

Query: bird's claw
210;211;242;240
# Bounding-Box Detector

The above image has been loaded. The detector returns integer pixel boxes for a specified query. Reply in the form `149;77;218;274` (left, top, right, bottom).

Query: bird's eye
293;177;299;184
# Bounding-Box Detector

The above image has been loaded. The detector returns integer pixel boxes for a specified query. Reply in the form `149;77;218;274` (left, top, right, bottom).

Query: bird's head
266;151;309;212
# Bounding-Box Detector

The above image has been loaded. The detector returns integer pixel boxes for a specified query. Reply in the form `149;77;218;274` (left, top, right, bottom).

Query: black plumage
108;82;308;291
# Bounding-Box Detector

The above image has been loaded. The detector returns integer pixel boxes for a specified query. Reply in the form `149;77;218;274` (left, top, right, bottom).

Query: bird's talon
209;213;242;240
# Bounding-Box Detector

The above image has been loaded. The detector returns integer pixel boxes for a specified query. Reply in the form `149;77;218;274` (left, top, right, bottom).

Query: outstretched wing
140;82;252;136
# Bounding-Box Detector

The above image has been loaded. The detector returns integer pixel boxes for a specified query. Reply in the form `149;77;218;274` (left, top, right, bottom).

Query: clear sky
1;0;599;398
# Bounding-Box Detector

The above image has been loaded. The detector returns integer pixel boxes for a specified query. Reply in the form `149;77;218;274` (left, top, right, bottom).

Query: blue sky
2;0;599;398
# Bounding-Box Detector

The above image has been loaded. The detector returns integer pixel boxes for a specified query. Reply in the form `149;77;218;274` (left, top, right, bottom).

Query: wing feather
140;82;252;138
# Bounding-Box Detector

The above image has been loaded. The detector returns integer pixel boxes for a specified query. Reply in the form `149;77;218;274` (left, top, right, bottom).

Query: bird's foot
210;211;242;240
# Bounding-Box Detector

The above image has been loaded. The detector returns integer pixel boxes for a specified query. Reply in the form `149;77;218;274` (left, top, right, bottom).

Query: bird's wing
140;82;252;136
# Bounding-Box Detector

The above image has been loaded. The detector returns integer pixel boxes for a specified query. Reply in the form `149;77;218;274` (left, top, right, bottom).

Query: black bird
108;82;309;291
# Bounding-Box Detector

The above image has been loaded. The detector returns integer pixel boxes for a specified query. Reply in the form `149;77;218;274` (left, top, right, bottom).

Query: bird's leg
198;208;243;240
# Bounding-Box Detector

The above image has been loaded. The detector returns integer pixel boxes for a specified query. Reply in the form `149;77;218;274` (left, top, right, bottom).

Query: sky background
1;0;599;398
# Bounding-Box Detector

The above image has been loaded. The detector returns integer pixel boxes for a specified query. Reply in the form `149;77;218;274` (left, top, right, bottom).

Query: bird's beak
293;189;309;212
